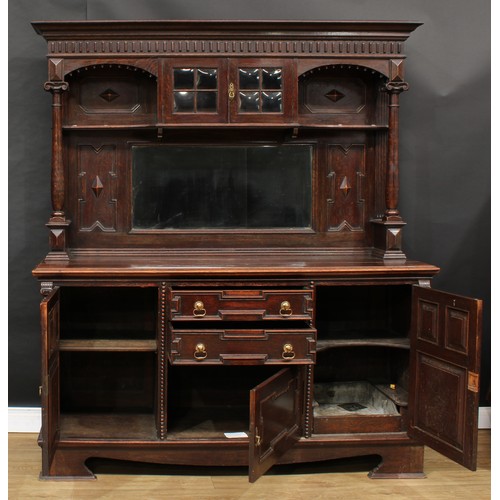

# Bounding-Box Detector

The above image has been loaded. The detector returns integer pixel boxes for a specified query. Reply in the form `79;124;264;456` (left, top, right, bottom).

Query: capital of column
383;81;410;94
43;81;69;93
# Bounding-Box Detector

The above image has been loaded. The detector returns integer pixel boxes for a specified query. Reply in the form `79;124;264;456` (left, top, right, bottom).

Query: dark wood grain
32;20;481;484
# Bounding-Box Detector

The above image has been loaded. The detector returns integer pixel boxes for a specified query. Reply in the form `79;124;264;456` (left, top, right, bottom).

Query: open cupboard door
40;286;61;478
249;367;304;482
409;286;482;470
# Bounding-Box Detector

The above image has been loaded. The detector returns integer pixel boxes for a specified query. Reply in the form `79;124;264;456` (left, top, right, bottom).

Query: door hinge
468;371;479;393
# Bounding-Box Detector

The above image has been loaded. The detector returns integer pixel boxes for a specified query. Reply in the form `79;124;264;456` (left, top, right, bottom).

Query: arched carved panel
298;65;388;126
64;65;157;126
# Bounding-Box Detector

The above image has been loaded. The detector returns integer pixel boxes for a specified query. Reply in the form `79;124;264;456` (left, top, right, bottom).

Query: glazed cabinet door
249;367;304;482
162;58;228;123
409;286;482;470
229;59;297;124
40;287;61;477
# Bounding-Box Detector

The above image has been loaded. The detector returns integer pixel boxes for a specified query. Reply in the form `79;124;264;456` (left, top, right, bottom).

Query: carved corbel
40;281;54;296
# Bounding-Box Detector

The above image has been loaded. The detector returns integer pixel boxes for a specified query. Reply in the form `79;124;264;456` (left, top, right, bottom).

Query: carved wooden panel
298;66;385;126
413;353;466;451
326;144;365;231
416;299;439;345
65;66;157;126
77;145;117;232
445;307;469;354
415;294;471;355
301;75;367;115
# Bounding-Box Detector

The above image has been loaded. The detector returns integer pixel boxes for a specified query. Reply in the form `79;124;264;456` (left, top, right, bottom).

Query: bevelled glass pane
197;68;218;89
262;67;282;89
132;145;312;229
197;91;217;112
173;91;195;112
261;92;282;112
239;92;260;112
239;68;260;89
173;68;195;89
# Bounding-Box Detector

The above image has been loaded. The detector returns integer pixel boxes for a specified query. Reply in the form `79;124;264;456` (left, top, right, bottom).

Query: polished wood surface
33;249;440;279
31;20;483;483
9;431;490;499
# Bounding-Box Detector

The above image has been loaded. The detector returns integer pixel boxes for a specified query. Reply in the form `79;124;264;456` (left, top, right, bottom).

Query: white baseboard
478;406;491;429
8;407;41;433
8;406;492;433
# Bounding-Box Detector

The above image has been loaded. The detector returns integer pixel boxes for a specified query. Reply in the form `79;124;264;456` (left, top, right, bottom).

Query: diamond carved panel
326;144;365;232
91;176;104;198
99;88;120;102
324;89;345;103
78;145;117;232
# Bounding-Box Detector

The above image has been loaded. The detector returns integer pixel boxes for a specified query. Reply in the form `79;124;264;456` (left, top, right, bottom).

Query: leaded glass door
229;59;296;124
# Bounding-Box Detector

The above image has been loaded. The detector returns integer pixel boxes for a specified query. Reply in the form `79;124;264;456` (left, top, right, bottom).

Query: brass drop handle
194;343;207;360
279;300;292;317
228;82;236;101
282;343;295;360
193;300;206;317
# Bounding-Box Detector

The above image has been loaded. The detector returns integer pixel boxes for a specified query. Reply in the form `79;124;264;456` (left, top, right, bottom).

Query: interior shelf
60;413;157;440
59;339;157;352
375;383;409;407
317;337;410;351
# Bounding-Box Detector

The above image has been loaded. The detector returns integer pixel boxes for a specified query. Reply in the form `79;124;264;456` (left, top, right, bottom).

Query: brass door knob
279;300;292;317
193;300;207;317
282;343;295;360
194;343;207;360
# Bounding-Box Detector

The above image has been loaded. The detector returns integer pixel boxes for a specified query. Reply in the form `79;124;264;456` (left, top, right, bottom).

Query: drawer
168;325;316;365
169;289;313;321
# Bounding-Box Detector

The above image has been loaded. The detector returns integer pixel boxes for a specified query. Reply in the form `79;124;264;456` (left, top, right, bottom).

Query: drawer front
169;289;313;321
168;327;316;365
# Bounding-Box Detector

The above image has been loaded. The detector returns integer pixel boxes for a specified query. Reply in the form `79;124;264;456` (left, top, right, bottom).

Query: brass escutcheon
228;82;235;101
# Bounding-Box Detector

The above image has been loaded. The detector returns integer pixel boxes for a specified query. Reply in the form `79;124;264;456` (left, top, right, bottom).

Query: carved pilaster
44;81;70;258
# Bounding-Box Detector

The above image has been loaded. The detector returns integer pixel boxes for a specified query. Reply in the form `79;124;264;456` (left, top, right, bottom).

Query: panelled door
249;367;304;482
408;286;482;470
40;287;61;477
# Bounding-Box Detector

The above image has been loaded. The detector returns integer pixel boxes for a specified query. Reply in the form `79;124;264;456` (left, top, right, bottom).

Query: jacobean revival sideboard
32;21;482;482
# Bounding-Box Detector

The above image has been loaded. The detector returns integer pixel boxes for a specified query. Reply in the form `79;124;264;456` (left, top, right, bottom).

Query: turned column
371;79;409;260
384;81;409;221
44;80;70;260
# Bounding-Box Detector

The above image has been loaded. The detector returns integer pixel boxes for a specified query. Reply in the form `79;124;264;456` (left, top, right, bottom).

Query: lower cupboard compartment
59;351;157;440
312;346;409;434
166;364;283;439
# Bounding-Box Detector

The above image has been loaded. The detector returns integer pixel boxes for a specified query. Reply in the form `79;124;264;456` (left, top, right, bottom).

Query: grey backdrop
9;0;491;405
